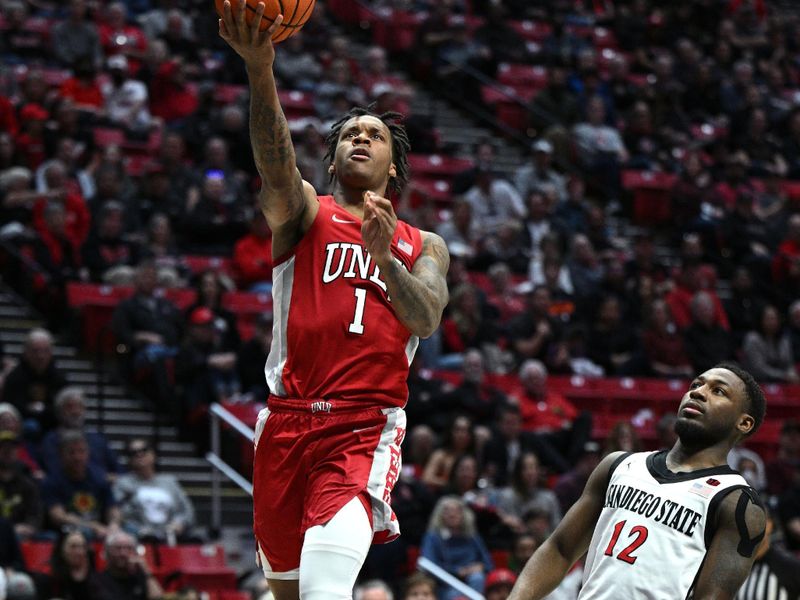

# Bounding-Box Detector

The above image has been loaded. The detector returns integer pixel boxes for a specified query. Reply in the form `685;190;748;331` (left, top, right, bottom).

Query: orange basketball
215;0;316;44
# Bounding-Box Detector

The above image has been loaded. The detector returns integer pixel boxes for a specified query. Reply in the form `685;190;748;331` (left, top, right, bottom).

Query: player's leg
266;579;300;600
298;496;373;600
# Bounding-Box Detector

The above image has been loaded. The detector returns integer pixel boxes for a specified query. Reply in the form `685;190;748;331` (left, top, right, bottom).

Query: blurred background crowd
1;0;800;599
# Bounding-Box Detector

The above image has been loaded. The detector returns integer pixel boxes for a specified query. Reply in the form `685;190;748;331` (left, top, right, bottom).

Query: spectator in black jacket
1;328;65;437
683;291;733;373
111;261;181;412
0;430;41;540
237;312;272;402
175;307;240;420
81;201;140;285
184;270;240;352
179;171;249;254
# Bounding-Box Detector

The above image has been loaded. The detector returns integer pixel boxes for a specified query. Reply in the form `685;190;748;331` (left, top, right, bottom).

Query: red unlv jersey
264;195;424;408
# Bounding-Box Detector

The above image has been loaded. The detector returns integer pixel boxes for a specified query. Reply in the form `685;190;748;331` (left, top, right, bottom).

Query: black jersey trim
606;452;633;490
735;488;765;558
702;484;764;551
646;451;739;484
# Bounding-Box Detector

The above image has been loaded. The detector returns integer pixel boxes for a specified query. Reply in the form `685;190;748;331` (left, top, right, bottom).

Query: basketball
215;0;315;43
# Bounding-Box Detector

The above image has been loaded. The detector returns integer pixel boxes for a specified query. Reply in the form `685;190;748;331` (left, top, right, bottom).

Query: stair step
103;424;179;437
85;410;164;425
0;305;32;318
108;439;198;457
78;384;129;397
3;343;77;358
85;397;143;411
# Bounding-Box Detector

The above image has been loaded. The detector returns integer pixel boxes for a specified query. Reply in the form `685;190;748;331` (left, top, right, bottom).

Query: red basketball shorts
252;396;406;578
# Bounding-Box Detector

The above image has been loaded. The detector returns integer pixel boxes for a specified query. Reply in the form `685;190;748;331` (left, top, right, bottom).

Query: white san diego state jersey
579;451;753;600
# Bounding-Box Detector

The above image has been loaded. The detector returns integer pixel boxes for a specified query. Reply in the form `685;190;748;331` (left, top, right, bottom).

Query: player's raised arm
508;452;626;600
218;0;313;233
691;489;766;600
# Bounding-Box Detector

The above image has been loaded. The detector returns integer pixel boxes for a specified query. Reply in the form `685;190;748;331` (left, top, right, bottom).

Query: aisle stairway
0;283;254;532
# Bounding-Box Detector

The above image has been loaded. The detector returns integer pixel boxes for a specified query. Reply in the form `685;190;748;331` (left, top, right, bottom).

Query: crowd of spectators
0;327;200;599
2;0;800;598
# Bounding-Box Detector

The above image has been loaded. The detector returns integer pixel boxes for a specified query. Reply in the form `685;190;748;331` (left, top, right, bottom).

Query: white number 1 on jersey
348;288;367;334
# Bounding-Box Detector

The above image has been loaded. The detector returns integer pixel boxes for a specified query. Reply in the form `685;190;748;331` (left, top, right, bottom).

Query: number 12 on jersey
604;520;649;565
348;288;367;334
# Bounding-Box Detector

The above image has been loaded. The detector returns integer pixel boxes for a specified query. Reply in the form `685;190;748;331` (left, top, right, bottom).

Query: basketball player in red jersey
508;363;767;600
219;3;449;600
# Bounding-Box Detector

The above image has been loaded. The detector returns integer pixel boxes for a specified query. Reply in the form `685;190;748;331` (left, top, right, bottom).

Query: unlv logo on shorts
311;401;332;413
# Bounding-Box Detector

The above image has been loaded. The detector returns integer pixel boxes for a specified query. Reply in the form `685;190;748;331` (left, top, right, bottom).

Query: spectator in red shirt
667;261;730;330
15;103;49;169
0;96;18;137
149;59;198;123
513;359;577;434
772;213;800;302
98;2;147;73
642;299;693;379
32;161;91;249
233;211;272;293
58;57;104;113
509;360;591;472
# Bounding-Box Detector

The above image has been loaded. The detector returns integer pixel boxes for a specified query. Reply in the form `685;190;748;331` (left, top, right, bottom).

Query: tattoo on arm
250;101;294;175
381;233;449;338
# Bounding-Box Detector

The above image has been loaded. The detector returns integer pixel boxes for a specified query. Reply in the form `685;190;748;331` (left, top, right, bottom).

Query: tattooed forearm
379;233;450;338
247;68;297;188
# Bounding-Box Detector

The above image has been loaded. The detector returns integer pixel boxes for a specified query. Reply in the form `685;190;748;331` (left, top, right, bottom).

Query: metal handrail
417;556;486;600
207;402;255;532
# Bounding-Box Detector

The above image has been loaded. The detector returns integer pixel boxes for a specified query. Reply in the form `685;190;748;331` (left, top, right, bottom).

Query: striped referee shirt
736;547;800;600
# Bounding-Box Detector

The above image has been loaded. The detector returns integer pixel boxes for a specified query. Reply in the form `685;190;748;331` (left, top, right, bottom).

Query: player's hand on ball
362;191;397;266
218;0;283;67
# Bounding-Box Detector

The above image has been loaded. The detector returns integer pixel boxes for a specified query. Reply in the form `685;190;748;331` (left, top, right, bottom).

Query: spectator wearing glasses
92;530;163;600
113;438;198;545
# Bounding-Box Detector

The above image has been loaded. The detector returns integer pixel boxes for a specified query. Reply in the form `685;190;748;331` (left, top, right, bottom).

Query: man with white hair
354;579;394;600
1;329;65;435
39;387;121;478
93;530;162;600
513;360;591;473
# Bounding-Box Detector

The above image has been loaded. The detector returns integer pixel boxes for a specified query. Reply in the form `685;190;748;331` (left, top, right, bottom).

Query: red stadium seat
370;10;424;53
160;288;197;310
407;154;474;180
157;544;237;591
277;90;315;119
222;290;273;338
182;255;234;278
622;170;677;225
66;283;135;353
214;84;247;105
497;63;548;88
21;541;53;574
510;20;552;42
408;177;453;208
94;128;126;148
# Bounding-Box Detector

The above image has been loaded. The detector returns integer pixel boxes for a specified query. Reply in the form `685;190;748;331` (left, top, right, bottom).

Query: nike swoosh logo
332;214;357;224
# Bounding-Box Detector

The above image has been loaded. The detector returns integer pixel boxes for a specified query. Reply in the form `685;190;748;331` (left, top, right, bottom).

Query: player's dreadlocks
323;105;411;195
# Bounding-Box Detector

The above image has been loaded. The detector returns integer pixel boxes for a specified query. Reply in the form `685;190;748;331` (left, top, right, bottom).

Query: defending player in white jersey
509;363;767;600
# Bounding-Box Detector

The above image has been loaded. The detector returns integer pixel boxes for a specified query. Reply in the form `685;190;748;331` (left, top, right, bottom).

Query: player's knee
299;498;372;600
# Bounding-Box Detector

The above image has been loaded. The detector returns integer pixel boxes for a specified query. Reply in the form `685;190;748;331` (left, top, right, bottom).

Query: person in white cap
514;139;567;204
102;54;153;133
